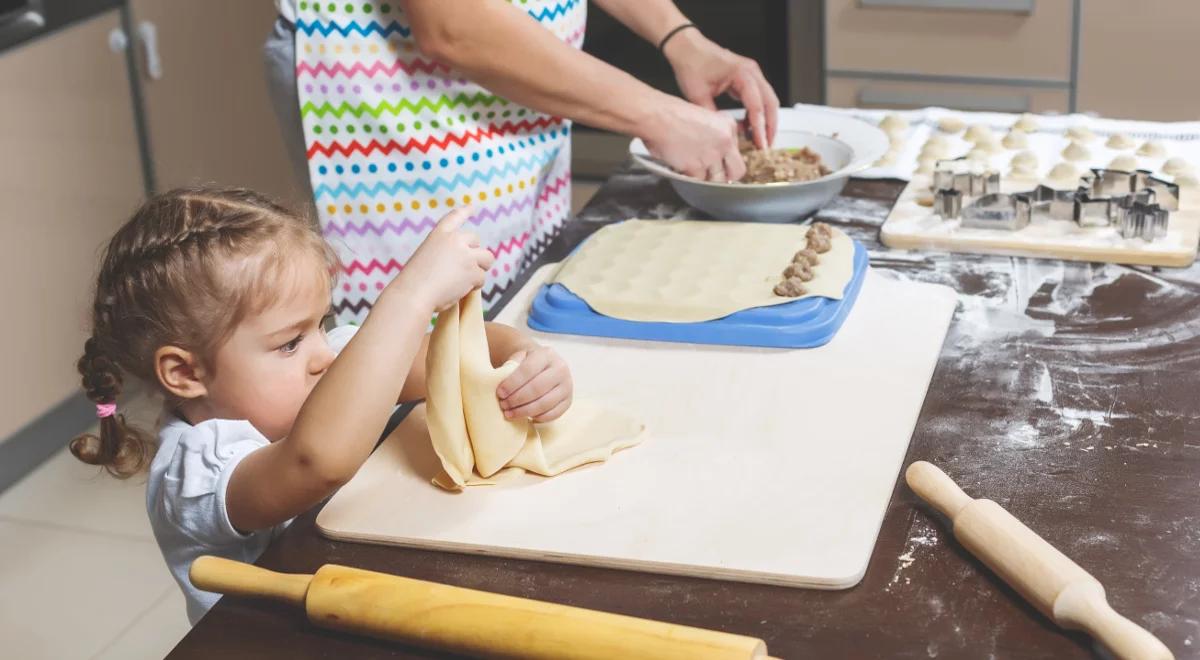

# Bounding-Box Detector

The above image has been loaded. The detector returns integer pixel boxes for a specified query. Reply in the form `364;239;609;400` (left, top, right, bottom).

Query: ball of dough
1108;154;1137;172
879;114;909;136
920;141;951;160
938;116;966;134
967;147;991;163
1012;113;1039;132
1137;140;1166;158
915;191;936;207
964;124;994;144
1011;150;1038;169
1106;133;1136;150
1008;165;1038;181
1001;130;1029;150
1066;126;1096;143
975;135;1004;154
1175;171;1199;188
1048;162;1078;183
1163;157;1190;176
1062;141;1091;162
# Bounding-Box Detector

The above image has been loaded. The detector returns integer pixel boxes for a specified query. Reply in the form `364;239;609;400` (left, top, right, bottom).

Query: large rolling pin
190;556;771;659
905;461;1173;660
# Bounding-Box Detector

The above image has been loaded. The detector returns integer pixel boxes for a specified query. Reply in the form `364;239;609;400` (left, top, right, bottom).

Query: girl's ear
155;345;208;400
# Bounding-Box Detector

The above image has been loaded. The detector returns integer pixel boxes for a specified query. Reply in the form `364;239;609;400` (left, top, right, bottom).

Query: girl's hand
389;208;494;313
663;29;780;150
496;345;573;422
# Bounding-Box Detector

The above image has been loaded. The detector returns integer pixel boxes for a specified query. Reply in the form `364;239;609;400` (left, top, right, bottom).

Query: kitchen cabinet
0;9;144;441
128;0;304;207
1075;0;1200;121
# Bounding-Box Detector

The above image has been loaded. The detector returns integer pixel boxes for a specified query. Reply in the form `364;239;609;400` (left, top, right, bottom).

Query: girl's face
200;270;336;441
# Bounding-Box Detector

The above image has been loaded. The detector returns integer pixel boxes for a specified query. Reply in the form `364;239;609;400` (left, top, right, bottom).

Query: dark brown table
168;169;1200;659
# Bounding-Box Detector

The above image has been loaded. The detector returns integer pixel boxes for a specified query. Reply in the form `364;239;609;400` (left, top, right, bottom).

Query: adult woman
266;0;780;322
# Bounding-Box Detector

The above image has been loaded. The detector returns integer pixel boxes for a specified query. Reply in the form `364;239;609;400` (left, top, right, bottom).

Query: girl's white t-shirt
145;324;358;624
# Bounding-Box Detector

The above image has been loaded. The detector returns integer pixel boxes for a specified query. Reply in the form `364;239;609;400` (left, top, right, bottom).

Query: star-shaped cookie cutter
931;161;1178;240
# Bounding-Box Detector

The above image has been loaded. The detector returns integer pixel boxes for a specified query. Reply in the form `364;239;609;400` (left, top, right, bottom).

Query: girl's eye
280;335;303;354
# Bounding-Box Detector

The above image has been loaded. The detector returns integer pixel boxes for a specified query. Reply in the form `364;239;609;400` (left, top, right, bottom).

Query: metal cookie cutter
931;164;1178;241
1073;169;1176;239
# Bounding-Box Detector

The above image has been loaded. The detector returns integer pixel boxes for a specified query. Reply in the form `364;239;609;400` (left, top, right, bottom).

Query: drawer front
825;0;1074;82
826;76;1070;113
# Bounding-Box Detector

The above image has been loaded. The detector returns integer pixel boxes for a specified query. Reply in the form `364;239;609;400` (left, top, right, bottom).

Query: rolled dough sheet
552;220;855;323
426;289;645;490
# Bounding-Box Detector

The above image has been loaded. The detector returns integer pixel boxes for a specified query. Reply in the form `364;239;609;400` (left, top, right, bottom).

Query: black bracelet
657;23;698;56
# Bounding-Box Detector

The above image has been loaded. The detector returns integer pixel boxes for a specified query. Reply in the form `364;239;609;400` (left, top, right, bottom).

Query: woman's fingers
731;66;769;149
722;150;747;183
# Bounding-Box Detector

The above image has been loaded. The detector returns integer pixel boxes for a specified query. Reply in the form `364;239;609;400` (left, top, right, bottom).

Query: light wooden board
317;267;957;589
881;176;1200;267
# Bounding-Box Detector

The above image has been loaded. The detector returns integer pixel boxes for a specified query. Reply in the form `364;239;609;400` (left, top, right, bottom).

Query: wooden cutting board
881;176;1200;267
317;267;957;589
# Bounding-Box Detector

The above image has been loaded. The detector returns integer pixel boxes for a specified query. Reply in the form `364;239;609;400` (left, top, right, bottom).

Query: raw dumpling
1109;154;1137;172
879;114;909;136
1175;171;1199;188
1062;141;1091;162
919;141;951;160
1002;130;1029;149
938;116;966;133
1106;133;1136;150
1012;113;1039;132
964;124;993;144
1163;157;1190;176
1137;141;1166;158
1011;150;1038;169
1008;165;1038;180
967;148;991;164
874;150;898;167
916;156;937;174
975;135;1004;154
1066;126;1096;143
1048;162;1078;183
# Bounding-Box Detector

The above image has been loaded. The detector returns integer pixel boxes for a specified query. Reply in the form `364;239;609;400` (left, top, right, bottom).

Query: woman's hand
496;345;573;422
641;97;746;183
663;29;780;150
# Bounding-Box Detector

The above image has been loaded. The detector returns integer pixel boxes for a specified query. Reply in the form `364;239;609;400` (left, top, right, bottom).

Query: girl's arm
399;0;745;181
225;211;491;532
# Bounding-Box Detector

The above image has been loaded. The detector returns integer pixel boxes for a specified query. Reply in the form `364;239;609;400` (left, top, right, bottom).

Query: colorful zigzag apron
295;1;585;324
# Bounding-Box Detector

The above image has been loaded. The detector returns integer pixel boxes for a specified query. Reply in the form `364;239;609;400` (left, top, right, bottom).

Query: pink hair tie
96;403;117;419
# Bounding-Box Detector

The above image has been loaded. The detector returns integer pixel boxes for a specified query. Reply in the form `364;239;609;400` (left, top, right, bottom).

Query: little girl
71;187;573;624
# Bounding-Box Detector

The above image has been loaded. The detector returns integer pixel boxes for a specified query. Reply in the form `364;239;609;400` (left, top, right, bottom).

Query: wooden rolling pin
190;556;772;659
905;461;1173;660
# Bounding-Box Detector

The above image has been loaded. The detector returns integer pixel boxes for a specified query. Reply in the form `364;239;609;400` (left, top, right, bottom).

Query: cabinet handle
0;9;45;49
858;87;1031;113
136;20;163;80
859;0;1034;13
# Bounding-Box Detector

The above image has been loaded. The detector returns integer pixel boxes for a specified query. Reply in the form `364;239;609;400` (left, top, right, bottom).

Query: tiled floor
0;386;188;660
0;177;603;659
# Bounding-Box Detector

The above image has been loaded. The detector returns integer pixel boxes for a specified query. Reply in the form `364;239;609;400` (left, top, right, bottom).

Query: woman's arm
592;0;780;148
400;0;744;181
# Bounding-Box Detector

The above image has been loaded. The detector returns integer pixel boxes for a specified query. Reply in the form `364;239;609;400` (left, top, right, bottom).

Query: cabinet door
1077;0;1200;121
0;10;144;440
128;0;305;207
